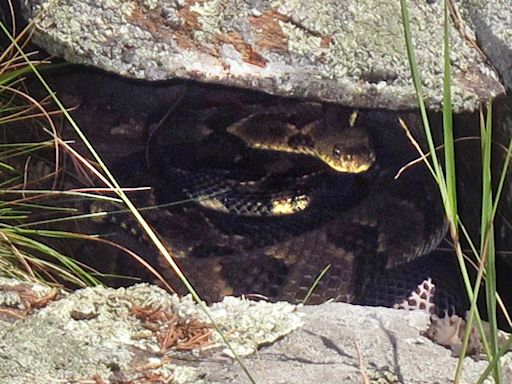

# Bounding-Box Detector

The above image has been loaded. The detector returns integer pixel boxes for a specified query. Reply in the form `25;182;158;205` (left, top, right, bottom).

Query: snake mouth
322;151;376;173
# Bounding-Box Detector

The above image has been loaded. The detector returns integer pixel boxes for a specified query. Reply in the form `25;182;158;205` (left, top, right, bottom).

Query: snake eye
332;145;343;159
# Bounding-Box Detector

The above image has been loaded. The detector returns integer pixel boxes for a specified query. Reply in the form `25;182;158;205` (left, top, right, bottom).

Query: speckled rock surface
0;280;303;384
1;278;511;384
21;0;503;112
208;304;512;384
461;0;512;91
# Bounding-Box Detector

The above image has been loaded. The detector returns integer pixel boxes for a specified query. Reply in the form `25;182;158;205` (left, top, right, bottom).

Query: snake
89;102;466;316
153;105;375;217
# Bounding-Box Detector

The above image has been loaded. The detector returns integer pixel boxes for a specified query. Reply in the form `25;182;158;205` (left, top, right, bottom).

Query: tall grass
400;0;512;382
0;13;104;287
0;5;256;383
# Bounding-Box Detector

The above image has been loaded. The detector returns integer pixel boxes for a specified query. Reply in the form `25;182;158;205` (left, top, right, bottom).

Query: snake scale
92;99;466;315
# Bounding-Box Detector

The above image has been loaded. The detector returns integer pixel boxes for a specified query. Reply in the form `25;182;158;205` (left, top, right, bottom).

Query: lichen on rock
0;280;303;383
20;0;504;111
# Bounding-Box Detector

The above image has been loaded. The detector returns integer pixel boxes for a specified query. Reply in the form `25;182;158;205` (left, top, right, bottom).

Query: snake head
320;127;376;173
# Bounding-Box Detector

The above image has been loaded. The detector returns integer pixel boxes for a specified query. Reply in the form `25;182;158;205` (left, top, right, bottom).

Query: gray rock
0;281;303;384
461;0;512;92
204;304;512;384
21;0;504;112
1;279;510;383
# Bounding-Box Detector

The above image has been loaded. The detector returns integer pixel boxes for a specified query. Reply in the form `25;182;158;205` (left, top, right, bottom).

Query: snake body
150;166;449;305
92;102;465;314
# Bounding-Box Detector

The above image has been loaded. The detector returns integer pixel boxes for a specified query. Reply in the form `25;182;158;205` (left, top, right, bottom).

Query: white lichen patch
207;296;304;357
0;280;303;383
54;284;304;357
278;21;322;56
142;0;159;10
0;277;56;308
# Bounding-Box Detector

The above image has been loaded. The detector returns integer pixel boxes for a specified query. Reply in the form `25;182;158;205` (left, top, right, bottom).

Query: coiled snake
96;102;465;315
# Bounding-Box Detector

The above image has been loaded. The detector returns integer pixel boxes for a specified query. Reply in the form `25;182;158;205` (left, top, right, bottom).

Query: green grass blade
0;65;33;86
1;229;102;286
399;0;446;192
492;138;512;219
400;1;502;380
475;336;512;384
442;1;457;229
482;101;501;382
302;264;330;305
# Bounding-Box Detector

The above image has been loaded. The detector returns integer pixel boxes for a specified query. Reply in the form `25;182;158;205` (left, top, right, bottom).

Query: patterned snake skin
90;104;466;314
